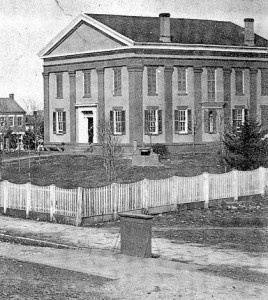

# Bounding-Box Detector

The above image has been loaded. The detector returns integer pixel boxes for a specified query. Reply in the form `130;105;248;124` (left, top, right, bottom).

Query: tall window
174;108;192;134
232;108;247;129
261;69;268;96
235;70;244;95
17;116;23;127
144;109;162;134
56;73;63;98
113;68;122;96
177;68;187;94
207;69;216;101
83;71;91;97
53;111;66;134
9;116;14;127
110;109;126;135
147;67;158;95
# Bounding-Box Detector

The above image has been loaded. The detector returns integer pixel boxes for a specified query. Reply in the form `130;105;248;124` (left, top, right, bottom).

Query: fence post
50;184;56;222
25;182;31;218
259;167;266;196
76;187;83;226
203;173;209;209
232;170;238;201
3;180;8;214
112;183;117;219
143;179;150;212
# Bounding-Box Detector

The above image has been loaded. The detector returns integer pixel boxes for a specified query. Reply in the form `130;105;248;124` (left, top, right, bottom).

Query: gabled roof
0;97;25;114
87;14;268;47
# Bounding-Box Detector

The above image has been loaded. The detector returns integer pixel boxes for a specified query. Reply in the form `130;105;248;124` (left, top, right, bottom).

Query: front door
88;117;93;144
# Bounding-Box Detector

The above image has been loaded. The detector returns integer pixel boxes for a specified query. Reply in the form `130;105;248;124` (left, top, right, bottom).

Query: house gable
47;21;126;56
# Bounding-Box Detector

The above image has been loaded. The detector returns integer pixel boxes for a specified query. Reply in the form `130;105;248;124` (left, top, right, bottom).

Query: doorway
88;117;93;144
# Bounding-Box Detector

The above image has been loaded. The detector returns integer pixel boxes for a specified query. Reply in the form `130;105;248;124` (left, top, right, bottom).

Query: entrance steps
67;143;93;154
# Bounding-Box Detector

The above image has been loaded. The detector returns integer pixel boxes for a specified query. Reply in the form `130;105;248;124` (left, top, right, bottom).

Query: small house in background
25;110;44;131
0;94;26;149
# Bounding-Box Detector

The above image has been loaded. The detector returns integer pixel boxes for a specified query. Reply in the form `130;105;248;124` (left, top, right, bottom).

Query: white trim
38;13;134;57
40;43;268;59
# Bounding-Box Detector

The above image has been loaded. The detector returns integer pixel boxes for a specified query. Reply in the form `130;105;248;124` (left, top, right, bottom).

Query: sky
1;0;268;112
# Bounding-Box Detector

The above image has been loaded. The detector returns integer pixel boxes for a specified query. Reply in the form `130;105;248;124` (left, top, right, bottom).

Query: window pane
18;116;22;126
148;110;157;133
57;111;63;132
178;110;186;132
114;110;122;133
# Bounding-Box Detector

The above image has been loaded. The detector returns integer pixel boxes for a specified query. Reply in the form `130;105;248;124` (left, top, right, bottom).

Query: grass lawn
1;153;222;188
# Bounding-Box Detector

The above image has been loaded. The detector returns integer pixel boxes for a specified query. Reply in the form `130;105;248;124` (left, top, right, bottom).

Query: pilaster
69;71;76;143
97;67;105;135
42;72;50;144
223;68;232;128
164;67;174;144
128;65;144;145
193;67;203;142
249;68;258;120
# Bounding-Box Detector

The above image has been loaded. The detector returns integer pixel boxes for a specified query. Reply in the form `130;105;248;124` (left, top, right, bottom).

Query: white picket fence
0;167;267;225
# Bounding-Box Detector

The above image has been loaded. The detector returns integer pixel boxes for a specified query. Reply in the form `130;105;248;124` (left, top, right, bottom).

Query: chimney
159;13;171;42
244;18;255;46
9;94;14;100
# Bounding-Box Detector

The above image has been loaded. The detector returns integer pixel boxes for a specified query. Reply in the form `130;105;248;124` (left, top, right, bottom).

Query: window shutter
261;69;268;96
188;109;192;134
204;110;209;133
232;109;236;128
110;111;114;133
158;110;162;134
144;110;149;135
212;109;217;133
244;109;248;122
63;112;66;134
121;110;126;135
174;110;179;133
53;112;56;133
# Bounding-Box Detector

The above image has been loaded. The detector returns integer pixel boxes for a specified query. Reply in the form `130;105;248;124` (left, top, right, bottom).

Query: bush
152;143;169;158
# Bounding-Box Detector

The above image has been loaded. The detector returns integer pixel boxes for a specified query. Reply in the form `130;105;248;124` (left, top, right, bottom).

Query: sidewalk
0;215;267;275
1;215;268;299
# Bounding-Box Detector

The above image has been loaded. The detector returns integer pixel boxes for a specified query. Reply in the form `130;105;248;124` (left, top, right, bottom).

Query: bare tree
98;119;122;182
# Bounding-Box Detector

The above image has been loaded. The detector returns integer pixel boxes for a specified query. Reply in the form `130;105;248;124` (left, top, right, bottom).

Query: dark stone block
118;212;154;258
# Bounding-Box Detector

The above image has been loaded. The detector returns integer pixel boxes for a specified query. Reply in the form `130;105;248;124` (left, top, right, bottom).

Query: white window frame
209;111;214;133
8;115;15;127
178;109;188;134
207;68;216;101
17;115;23;127
113;110;123;135
148;109;159;134
57;111;64;134
177;68;187;94
233;108;245;128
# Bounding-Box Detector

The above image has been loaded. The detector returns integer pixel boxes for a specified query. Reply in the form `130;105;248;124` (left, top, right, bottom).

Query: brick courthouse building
39;13;268;153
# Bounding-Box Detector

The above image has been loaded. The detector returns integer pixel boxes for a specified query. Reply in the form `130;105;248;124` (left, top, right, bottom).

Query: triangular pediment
39;14;134;57
48;22;125;56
